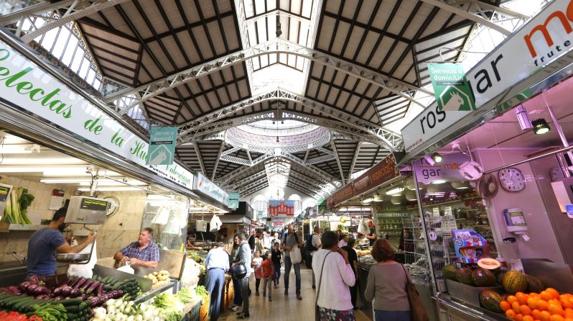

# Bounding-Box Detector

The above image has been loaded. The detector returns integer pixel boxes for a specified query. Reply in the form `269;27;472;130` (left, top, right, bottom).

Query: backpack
305;235;318;252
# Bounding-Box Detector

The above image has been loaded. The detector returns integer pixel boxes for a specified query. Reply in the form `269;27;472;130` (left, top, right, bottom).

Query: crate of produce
446;279;502;308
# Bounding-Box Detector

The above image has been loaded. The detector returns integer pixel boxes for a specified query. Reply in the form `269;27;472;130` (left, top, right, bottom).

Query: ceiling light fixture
385;187;404;195
532;118;550;135
77;186;144;192
432;152;444;163
432;179;447;185
515;105;533;130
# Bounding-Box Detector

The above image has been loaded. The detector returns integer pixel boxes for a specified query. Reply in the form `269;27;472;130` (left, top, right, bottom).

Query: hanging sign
148;126;177;165
413;153;471;185
0;40;195;190
403;0;573;152
268;200;295;217
193;173;229;205
228;192;240;209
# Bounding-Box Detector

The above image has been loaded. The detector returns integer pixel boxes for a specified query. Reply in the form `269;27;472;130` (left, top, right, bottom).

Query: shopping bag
290;246;302;264
402;265;429;321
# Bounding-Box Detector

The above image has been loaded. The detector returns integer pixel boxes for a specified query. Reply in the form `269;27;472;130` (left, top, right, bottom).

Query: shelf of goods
0;263;209;321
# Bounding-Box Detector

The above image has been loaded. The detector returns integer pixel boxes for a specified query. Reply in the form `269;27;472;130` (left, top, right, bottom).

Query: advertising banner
268;200;295;217
148;126;177;165
0;40;194;190
228;192;240;209
402;0;573;152
193;173;229;205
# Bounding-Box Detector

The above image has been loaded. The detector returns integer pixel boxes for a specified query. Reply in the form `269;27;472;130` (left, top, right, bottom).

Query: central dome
226;120;331;154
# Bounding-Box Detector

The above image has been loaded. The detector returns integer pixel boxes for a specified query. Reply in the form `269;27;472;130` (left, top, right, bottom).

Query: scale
56;196;109;264
0;183;12;221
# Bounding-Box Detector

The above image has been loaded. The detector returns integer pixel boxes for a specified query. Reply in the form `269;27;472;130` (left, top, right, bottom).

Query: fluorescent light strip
77;187;144;192
1;158;86;165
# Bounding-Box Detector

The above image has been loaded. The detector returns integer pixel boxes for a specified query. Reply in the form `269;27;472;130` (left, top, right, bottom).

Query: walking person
252;250;263;296
261;251;274;301
364;239;411;321
233;233;252;319
342;238;359;309
282;224;303;300
310;226;322;289
231;235;243;312
313;231;356;321
204;242;230;321
271;242;282;288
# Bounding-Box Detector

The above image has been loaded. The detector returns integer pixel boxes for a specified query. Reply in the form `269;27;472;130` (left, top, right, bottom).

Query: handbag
401;265;429;321
290;245;302;264
315;252;332;321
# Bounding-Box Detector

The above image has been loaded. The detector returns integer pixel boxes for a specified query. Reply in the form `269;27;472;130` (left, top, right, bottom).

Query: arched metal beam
177;88;403;151
104;40;430;108
1;0;131;43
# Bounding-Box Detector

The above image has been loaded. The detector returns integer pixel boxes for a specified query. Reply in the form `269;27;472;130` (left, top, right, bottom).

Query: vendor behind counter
27;207;95;277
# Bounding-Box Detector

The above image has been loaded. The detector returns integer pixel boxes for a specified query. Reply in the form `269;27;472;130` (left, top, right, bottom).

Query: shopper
252;250;263;296
271;242;282;288
248;230;256;252
272;232;281;246
27;207;95;277
282;224;303;299
364;239;411;321
366;220;378;246
234;233;252;319
338;233;349;248
113;227;160;269
310;226;322;289
261;251;274;301
231;235;243;312
204;242;230;321
313;231;356;321
343;238;359;309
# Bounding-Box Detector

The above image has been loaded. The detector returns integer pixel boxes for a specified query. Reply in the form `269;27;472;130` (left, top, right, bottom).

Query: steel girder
306;154;336;165
236;176;269;194
1;0;131;43
348;142;362;181
104;39;429;109
211;143;225;181
420;0;529;36
230;170;267;189
178;88;403;151
330;139;346;185
217;156;271;186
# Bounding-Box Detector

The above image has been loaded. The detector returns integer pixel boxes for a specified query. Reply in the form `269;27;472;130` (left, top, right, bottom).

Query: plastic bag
68;240;98;279
117;264;134;274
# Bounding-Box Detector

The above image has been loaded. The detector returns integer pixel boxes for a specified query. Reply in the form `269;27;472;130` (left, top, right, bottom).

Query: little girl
252;250;263;296
261;251;274;301
271;242;282;288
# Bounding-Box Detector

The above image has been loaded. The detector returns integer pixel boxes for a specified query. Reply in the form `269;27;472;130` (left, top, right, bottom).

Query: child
271;242;282;288
252;250;263;296
261;251;274;301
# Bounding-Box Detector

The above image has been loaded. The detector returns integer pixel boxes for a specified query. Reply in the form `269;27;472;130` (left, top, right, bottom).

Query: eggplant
19;281;31;291
97;283;104;297
70;289;81;297
36;294;50;300
87;296;100;307
73;277;87;290
27;284;38;295
85;281;100;295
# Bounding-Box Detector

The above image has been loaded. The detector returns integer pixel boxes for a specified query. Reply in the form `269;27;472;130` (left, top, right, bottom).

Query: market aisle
220;267;371;321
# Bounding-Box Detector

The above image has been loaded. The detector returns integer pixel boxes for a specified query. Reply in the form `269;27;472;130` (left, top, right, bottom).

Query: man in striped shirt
114;227;160;269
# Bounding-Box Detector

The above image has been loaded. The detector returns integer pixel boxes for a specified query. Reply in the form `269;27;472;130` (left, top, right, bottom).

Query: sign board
228;192;240;209
193;173;229;205
429;63;475;112
148;126;177;165
268;200;295;217
327;154;399;208
403;0;573;152
0;40;195;191
413;153;471;185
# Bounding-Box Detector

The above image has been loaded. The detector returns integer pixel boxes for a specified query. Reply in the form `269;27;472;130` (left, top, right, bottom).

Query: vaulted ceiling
1;0;525;199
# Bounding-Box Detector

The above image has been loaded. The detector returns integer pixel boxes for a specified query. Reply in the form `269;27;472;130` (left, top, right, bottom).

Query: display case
141;195;190;251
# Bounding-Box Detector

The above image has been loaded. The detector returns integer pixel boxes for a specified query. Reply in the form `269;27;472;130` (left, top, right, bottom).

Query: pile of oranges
500;288;573;321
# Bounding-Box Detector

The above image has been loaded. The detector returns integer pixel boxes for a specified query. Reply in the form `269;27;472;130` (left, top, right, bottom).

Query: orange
541;311;552;321
565;309;573;318
521;306;533;315
518;293;530;304
548;303;564;316
533;310;543;320
542;292;554;301
514;302;524;311
509;296;519;304
516;314;525;321
550;315;565;321
507;309;517;320
529;298;540;309
538;300;550;311
524;316;534;321
500;301;511;312
547;289;560;299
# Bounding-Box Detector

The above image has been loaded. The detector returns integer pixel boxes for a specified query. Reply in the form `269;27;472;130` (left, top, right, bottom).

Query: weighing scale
56;196;109;264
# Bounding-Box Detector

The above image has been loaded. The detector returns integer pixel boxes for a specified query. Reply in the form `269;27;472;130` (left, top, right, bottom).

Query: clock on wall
103;196;120;216
498;167;526;193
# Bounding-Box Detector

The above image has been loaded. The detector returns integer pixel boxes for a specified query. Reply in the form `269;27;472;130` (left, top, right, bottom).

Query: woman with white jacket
312;231;356;321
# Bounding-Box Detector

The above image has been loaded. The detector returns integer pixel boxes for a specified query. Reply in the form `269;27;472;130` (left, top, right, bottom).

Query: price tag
432;207;440;217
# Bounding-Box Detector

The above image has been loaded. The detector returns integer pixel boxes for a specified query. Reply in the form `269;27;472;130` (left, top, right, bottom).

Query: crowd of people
203;224;414;321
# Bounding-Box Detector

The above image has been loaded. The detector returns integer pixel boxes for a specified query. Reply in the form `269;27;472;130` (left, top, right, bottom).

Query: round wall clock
498;167;526;193
103;196;120;216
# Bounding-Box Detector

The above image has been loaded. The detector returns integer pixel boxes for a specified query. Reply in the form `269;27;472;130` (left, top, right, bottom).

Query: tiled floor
219;267;372;321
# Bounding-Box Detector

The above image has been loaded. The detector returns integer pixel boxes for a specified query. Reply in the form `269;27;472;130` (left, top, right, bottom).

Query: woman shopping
312;231;356;321
364;239;411;321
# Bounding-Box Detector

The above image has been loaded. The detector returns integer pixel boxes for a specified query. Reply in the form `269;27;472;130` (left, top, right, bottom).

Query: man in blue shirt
27;207;95;277
114;227;160;269
205;242;230;321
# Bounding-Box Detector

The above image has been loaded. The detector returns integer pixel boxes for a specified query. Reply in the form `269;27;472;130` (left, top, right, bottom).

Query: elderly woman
312;231;356;321
364;239;411;321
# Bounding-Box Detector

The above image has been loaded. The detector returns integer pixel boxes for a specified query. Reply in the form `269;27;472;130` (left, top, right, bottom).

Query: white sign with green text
0;41;193;190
